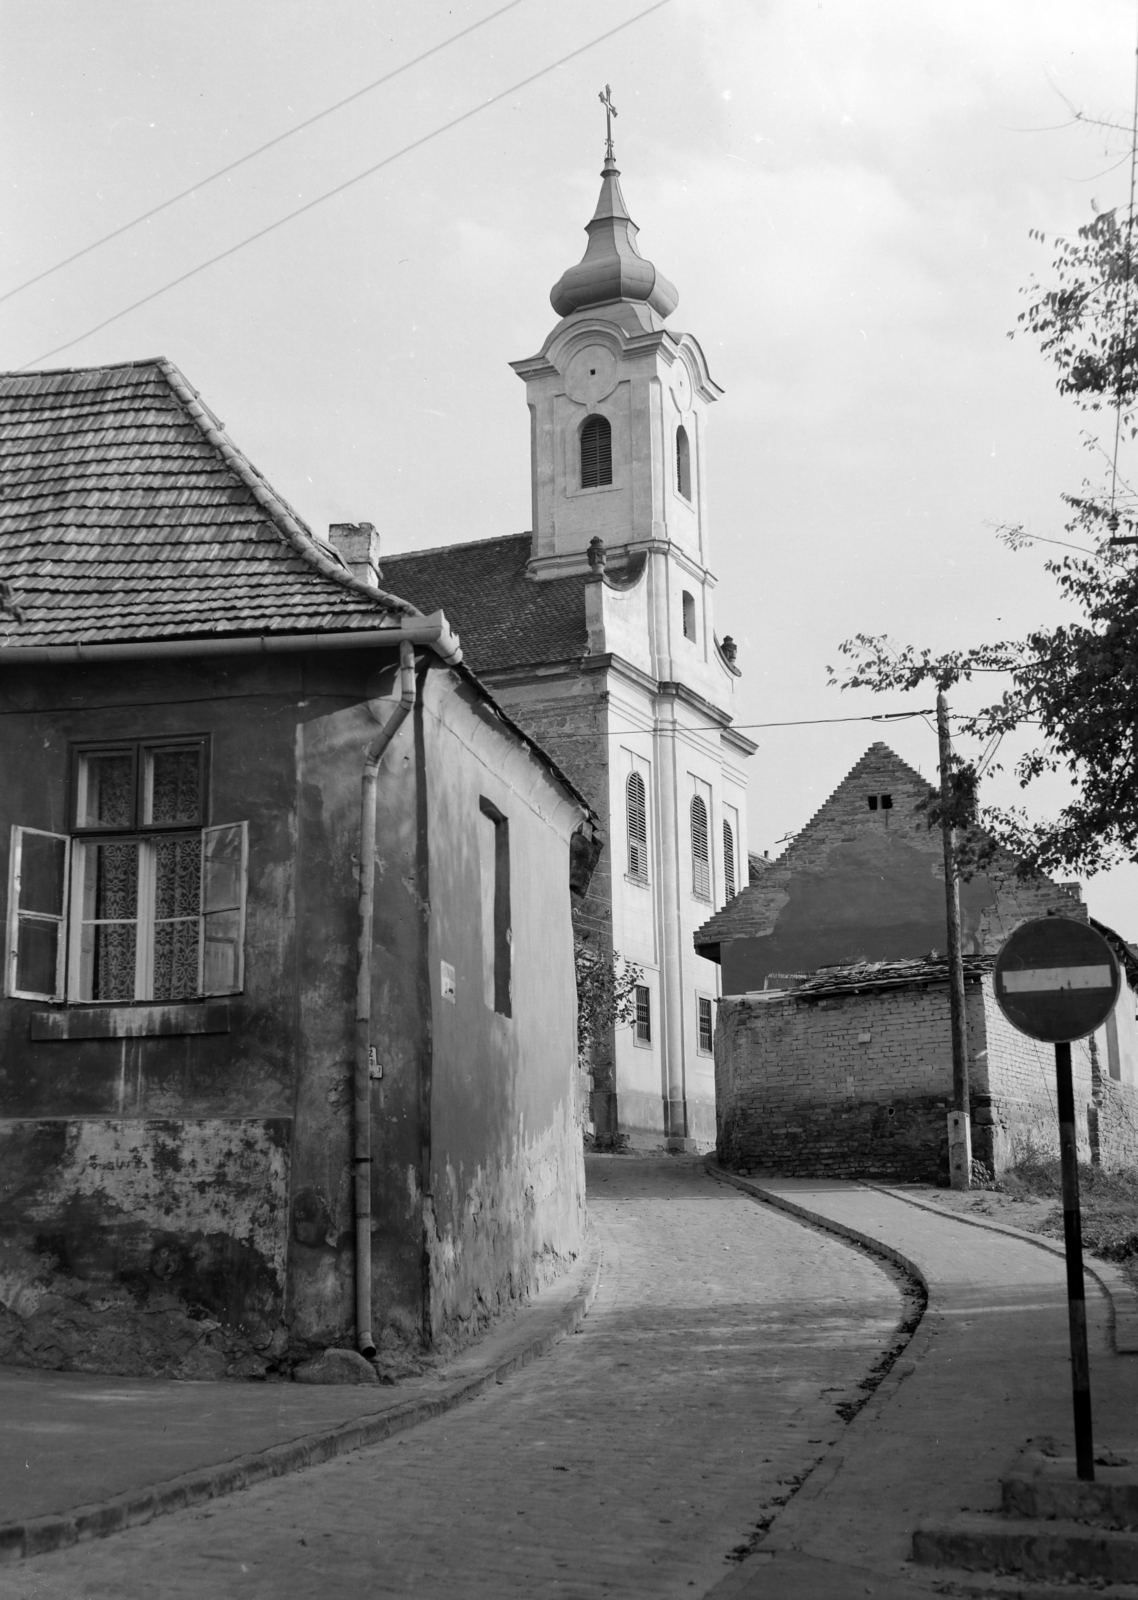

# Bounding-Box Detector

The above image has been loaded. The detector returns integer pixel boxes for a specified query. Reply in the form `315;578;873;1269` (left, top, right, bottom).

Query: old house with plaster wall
0;359;596;1378
696;743;1138;1181
381;141;754;1151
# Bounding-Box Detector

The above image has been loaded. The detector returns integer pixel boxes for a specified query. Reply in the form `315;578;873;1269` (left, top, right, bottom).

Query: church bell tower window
676;425;691;501
580;414;612;488
682;590;697;642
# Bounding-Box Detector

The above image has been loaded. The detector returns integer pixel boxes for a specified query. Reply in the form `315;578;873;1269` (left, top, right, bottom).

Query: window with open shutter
200;822;248;996
580;415;612;488
6;827;70;1000
723;819;736;901
626;772;648;881
690;796;710;901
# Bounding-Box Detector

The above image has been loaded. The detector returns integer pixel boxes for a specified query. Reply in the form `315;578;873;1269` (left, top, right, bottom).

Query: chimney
328;523;382;588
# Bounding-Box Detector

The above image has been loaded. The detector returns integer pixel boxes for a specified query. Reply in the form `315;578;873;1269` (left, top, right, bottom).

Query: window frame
690;795;711;902
579;413;613;490
479;797;512;1018
6;827;71;1002
676;425;692;501
626;771;649;883
723;817;736;901
6;736;248;1007
697;994;714;1055
682;590;697;642
633;983;652;1048
70;736;210;835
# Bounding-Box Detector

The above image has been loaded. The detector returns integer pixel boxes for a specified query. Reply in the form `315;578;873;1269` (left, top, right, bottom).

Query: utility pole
937;689;971;1189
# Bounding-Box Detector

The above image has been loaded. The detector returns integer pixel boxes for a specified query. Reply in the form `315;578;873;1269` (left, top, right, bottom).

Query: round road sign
994;916;1120;1043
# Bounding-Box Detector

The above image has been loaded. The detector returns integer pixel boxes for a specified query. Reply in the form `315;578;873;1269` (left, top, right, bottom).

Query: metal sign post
994;916;1121;1484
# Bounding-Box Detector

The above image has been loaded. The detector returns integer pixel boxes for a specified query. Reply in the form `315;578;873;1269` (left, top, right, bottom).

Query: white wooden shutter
199;821;248;996
690;797;710;900
6;826;70;1000
723;819;736;900
626;772;647;880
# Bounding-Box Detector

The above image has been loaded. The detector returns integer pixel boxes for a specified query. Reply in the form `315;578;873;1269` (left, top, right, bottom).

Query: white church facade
382;139;753;1148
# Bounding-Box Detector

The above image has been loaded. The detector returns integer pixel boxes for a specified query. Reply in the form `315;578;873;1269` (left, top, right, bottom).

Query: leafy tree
832;200;1138;878
574;936;643;1068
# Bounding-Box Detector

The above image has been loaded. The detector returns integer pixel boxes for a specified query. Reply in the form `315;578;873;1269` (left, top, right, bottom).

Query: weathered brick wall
980;982;1094;1168
716;966;1138;1182
1094;1075;1138;1170
715;980;988;1181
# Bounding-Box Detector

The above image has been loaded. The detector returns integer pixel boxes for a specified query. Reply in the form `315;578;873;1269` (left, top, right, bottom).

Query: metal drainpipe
354;640;417;1357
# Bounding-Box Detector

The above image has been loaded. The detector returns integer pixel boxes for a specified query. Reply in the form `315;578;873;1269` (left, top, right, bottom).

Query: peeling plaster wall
0;1117;289;1377
422;670;586;1345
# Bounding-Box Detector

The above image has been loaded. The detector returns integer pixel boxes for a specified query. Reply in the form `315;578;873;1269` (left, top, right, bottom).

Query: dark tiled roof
0;359;416;649
380;534;587;673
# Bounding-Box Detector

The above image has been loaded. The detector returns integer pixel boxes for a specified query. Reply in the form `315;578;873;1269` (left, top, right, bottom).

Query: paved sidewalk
707;1173;1138;1599
0;1238;601;1561
1;1156;908;1598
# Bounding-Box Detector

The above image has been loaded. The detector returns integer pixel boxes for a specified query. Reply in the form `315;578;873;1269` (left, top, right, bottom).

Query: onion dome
550;157;679;321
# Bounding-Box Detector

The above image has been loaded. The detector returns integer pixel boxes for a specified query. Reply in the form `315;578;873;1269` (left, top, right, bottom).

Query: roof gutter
0;610;463;668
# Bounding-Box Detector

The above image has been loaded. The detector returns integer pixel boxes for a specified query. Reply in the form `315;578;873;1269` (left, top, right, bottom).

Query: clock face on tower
670;361;692;412
564;344;619;406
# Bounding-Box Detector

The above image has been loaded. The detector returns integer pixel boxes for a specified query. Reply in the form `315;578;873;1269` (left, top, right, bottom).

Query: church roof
379;533;588;674
0;358;417;650
549;157;678;322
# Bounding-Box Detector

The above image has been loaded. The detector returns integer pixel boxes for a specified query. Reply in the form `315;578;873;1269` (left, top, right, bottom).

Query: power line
0;0;529;310
543;709;936;739
15;0;673;372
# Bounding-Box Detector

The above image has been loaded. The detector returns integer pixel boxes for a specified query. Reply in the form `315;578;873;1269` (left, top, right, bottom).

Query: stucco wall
421;670;586;1347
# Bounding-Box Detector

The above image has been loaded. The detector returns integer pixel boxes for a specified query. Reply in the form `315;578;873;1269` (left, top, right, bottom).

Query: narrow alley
4;1157;908;1599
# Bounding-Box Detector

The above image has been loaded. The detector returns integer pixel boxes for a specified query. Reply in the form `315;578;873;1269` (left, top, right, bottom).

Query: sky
3;0;1137;931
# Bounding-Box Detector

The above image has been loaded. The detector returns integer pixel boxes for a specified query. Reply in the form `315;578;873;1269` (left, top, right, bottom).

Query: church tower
508;128;755;1149
381;118;755;1148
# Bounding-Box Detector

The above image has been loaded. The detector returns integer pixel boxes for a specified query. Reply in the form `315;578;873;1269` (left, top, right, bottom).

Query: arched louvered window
676;425;691;500
682;590;696;641
690;795;710;901
626;772;648;881
580;414;612;488
723;818;736;901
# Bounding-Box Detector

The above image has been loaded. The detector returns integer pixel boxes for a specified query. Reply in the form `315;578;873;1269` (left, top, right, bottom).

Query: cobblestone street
4;1157;907;1599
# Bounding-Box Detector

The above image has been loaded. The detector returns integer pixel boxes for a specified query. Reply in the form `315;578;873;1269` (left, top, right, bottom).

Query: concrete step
913;1510;1138;1583
1003;1443;1138;1529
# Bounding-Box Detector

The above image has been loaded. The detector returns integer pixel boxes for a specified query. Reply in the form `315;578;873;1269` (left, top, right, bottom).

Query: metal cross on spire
598;84;618;162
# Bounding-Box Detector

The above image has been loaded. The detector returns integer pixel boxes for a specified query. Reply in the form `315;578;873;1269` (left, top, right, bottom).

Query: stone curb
864;1181;1138;1354
0;1238;602;1567
703;1162;941;1563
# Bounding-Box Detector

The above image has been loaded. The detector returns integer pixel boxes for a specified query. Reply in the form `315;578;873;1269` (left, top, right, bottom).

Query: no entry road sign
994;916;1120;1044
993;913;1123;1481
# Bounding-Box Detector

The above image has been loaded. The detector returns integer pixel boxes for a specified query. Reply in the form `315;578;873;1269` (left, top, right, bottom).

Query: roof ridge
0;357;169;380
154;358;421;619
383;531;532;563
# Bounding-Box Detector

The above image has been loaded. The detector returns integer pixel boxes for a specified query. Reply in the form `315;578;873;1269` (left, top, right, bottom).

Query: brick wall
715;980;988;1181
715;973;1133;1182
1094;1076;1138;1169
978;982;1093;1168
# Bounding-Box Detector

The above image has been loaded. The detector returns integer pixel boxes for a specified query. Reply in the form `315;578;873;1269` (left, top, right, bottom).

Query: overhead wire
15;0;674;372
0;0;530;309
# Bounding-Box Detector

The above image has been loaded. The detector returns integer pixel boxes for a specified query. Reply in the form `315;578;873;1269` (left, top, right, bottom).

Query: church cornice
526;540;717;587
